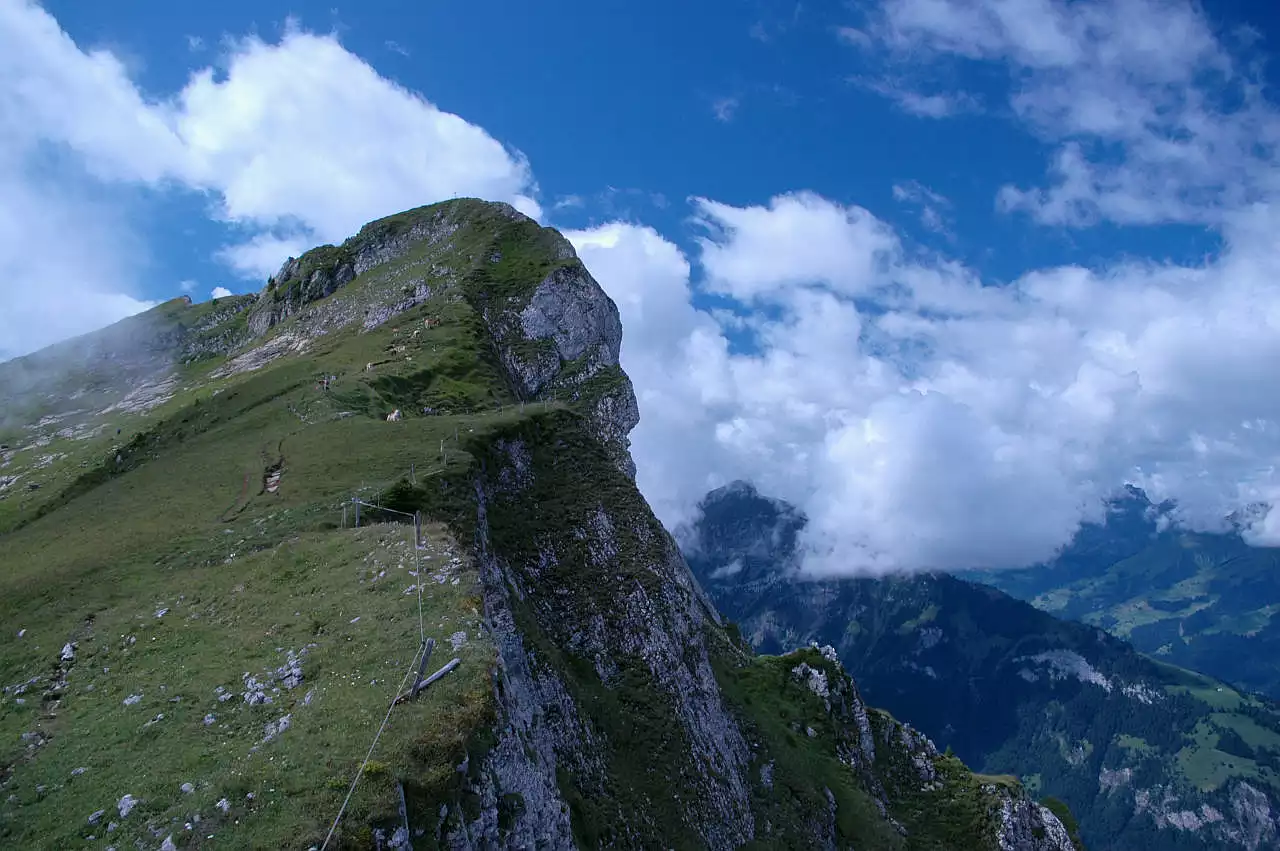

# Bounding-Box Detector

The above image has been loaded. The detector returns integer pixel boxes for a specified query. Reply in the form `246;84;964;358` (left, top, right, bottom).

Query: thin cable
415;529;425;645
319;638;425;850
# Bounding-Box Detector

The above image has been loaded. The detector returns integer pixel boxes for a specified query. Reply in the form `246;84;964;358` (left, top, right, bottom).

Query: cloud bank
568;0;1280;575
574;191;1280;575
0;2;540;358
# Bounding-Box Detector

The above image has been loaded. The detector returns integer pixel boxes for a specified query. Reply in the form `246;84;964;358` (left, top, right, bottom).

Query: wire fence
316;478;463;848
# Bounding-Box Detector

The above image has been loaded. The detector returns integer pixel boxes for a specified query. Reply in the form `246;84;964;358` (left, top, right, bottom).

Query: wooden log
395;658;461;704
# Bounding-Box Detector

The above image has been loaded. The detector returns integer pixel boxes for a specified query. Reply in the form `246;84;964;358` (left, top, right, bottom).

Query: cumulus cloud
845;0;1280;226
170;29;541;249
567;222;735;524
692;192;897;301
0;2;541;304
573;187;1280;575
210;286;233;299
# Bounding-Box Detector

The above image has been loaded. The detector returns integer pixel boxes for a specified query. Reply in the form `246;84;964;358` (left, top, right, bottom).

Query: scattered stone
60;643;75;662
16;629;25;638
241;674;268;705
117;794;138;818
181;783;194;794
302;689;315;706
107;822;117;832
71;766;87;777
349;616;360;623
448;631;468;651
203;714;216;726
160;835;177;851
123;694;142;706
215;798;230;814
89;809;106;824
262;714;292;742
154;608;169;619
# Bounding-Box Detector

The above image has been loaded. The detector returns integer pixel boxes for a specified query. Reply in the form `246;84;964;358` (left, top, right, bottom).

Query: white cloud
170;29;541;247
575;191;1280;575
210;286;233;299
848;0;1280;226
567;222;736;523
0;4;542;290
692;192;898;301
179;280;197;293
216;233;311;281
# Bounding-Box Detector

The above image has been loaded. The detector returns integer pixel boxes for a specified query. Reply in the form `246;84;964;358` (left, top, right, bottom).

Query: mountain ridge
683;480;1280;851
969;488;1280;702
0;199;1076;850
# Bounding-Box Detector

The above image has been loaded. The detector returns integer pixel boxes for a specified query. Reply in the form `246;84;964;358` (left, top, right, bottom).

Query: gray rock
995;796;1076;851
485;261;641;479
117;794;138;818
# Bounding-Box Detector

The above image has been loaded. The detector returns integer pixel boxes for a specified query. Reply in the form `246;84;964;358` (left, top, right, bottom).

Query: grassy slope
0;248;518;848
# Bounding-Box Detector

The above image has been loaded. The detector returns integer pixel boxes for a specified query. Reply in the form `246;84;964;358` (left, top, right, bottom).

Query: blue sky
7;0;1280;573
33;0;1256;294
